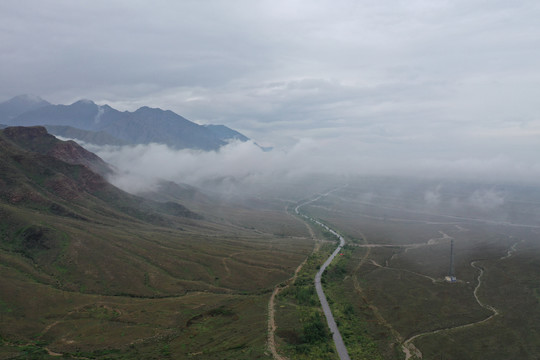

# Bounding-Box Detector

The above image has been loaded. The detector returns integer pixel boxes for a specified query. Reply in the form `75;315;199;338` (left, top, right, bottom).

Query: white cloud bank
81;135;540;196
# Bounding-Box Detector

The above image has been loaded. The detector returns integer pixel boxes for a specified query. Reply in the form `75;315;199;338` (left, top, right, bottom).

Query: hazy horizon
2;1;539;185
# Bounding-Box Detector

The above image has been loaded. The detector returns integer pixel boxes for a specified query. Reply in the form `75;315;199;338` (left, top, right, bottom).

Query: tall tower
447;238;457;282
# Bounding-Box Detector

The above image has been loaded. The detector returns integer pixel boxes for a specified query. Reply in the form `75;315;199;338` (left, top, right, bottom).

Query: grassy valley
283;180;540;359
2;127;540;359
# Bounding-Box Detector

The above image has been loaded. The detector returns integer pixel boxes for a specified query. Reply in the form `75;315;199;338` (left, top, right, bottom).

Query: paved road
296;195;351;360
315;231;350;360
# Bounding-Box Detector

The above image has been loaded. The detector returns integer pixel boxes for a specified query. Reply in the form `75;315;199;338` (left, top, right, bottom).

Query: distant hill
0;95;252;150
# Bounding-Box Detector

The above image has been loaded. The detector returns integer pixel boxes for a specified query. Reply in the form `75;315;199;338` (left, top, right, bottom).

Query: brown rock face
3;126;112;176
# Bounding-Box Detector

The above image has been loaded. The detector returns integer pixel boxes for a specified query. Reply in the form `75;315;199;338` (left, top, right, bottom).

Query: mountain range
0;94;250;150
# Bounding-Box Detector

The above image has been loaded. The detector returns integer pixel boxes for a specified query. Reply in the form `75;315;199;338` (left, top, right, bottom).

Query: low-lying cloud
77;135;540;197
424;185;442;207
467;189;505;210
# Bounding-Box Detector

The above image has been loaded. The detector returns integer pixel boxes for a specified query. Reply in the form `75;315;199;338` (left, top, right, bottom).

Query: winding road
295;192;351;360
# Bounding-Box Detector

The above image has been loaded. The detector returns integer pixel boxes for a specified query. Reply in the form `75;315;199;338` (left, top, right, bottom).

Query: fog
68;131;540;228
5;1;539;199
77;134;539;198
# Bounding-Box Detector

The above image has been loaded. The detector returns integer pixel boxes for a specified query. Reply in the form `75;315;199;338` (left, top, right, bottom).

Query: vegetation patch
275;242;338;359
324;246;389;359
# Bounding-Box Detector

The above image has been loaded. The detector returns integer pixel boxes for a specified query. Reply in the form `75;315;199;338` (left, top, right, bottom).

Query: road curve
315;231;350;360
296;193;351;360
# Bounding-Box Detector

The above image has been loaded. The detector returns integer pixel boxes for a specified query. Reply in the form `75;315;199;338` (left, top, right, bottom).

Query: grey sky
2;1;540;182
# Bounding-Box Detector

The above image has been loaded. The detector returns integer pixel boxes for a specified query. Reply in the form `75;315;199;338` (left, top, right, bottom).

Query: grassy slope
0;202;313;359
0;129;315;359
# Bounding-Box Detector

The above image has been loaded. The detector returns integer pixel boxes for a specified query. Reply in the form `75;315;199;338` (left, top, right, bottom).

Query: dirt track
402;241;521;359
267;206;319;360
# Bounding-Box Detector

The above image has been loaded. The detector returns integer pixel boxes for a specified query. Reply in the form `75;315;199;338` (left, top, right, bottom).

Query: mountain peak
135;106;162;113
72;99;96;106
10;94;48;104
0;95;51;121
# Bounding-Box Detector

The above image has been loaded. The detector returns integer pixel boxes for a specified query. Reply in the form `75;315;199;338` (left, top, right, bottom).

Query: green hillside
0;127;313;359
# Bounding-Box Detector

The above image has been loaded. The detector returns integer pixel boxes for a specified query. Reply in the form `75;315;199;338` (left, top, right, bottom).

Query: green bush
302;312;330;344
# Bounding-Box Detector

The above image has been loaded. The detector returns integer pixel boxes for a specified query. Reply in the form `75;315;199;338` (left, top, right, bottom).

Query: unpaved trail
500;240;521;260
1;341;89;359
350;234;423;360
346;228;455;358
369;259;437;284
267;244;312;360
45;348;64;357
470;261;499;318
40;302;123;336
402;260;498;359
267;285;290;360
35;302;126;359
222;257;231;277
402;241;521;359
221;251;248;279
267;207;320;360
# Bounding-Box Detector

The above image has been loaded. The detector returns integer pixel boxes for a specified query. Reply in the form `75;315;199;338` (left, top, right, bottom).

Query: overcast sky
2;1;540;183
